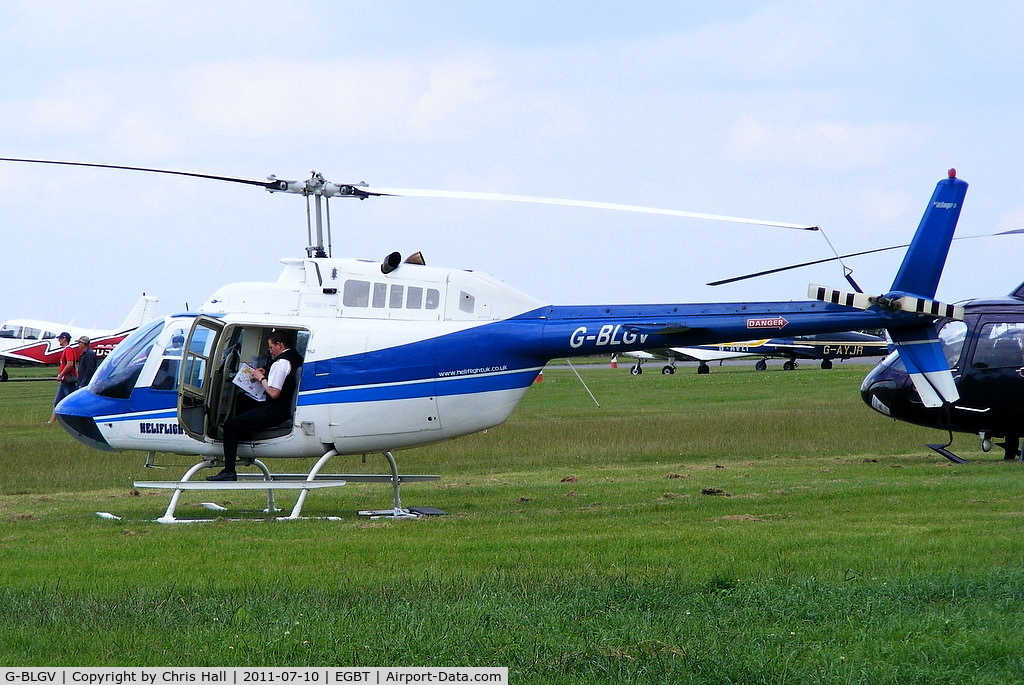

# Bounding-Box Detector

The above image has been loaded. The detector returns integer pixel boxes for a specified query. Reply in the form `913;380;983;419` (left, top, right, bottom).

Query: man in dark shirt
76;336;98;389
207;330;303;481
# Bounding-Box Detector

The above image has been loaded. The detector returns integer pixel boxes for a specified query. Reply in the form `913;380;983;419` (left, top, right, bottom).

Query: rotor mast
265;171;376;259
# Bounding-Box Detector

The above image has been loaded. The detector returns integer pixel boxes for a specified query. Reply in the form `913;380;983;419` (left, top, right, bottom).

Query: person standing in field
76;336;97;389
48;332;79;425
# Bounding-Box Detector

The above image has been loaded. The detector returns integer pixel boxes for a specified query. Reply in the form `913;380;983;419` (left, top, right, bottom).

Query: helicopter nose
861;377;898;416
860;356;914;417
56;413;114;451
54;389;117;452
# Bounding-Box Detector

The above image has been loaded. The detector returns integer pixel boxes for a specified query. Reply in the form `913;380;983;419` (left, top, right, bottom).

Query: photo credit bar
0;669;508;685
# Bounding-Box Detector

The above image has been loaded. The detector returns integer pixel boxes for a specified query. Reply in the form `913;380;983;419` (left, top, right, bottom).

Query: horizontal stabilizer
889;296;964;320
808;285;964;320
808;284;874;310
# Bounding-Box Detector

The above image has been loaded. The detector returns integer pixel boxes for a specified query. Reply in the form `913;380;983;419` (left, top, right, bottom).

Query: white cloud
726;115;930;171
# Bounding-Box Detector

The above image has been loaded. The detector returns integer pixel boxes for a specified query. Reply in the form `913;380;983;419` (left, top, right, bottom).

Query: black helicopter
712;190;1024;463
861;281;1024;463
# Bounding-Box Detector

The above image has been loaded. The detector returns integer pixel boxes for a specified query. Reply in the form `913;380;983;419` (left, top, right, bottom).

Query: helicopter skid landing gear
927;431;967;464
130;449;440;522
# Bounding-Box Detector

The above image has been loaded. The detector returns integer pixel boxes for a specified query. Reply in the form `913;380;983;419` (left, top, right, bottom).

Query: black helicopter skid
926;431;967;464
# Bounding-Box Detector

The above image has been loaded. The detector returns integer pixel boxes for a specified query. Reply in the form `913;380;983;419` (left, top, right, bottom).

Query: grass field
1;363;1022;681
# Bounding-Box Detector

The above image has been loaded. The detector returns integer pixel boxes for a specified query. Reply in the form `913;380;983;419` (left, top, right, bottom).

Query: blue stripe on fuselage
300;367;541;406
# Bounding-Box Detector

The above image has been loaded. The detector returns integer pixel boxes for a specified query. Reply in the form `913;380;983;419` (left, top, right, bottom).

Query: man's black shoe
206;470;237;482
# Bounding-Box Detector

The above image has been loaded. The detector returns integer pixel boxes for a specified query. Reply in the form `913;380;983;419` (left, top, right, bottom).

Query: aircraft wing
624;346;753;363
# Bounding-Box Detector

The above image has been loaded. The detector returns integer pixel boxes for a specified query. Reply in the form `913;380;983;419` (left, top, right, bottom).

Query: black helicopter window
937;320;968;368
972;323;1024;369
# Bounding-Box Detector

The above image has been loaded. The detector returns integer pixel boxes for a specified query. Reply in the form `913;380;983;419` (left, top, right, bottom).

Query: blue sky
2;1;1023;327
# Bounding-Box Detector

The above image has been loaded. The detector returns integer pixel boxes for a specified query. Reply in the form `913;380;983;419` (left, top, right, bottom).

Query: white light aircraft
0;160;967;522
0;294;158;381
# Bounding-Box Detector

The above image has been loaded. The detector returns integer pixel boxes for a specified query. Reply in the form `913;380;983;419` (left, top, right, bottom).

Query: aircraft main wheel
630;365;643;375
697;363;710;375
783;361;795;370
755;360;767;371
0;369;7;382
821;359;833;369
662;365;675;375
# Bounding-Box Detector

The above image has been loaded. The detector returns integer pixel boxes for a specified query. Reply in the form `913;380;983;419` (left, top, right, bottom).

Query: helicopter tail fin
884;170;968;407
889;169;968;298
809;171;969;407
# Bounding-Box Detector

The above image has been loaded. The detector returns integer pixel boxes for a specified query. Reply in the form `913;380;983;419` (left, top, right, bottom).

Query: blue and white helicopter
18;160;966;521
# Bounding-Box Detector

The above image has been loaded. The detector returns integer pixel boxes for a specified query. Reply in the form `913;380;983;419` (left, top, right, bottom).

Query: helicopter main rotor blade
0;158;817;230
0;157;287;191
707;229;1024;286
362;186;819;230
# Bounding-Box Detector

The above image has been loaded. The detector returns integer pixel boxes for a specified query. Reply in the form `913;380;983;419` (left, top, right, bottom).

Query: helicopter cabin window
425;288;440;309
972;323;1024;369
343;280;371;307
340;279;440;312
459;291;475;314
372;282;388;308
406;286;423;309
389;284;404;309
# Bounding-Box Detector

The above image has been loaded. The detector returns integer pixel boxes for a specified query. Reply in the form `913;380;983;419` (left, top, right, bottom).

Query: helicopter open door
178;316;310;443
178;316;226;442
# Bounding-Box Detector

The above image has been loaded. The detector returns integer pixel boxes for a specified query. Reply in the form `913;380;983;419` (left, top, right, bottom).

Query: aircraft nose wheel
630;364;643;375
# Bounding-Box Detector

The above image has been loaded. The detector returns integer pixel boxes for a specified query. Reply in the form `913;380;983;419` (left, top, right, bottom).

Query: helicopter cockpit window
937;320;968;368
972;322;1024;369
92;318;165;399
343;280;371;307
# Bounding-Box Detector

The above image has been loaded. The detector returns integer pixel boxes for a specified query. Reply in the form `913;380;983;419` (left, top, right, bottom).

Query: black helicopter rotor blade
707;229;1024;286
0;157;288;191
